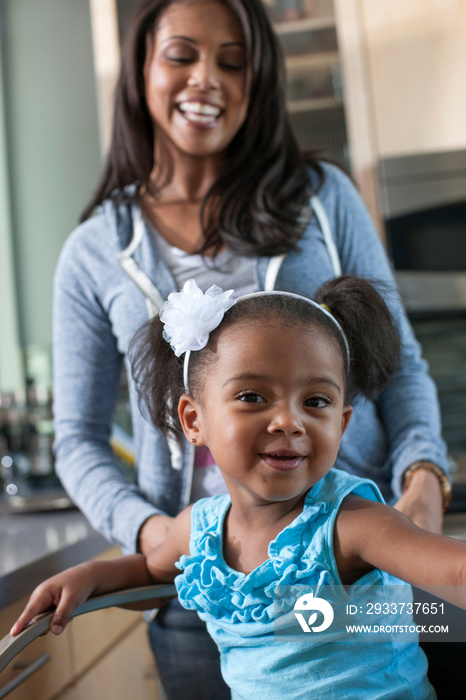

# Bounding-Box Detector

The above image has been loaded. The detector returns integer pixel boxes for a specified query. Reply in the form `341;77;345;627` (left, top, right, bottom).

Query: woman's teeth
178;101;221;123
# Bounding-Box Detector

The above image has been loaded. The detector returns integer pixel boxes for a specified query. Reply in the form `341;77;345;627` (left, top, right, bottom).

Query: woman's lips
259;452;305;472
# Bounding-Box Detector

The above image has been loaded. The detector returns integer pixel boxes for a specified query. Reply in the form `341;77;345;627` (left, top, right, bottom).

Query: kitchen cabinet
0;597;74;700
267;0;384;236
56;622;160;700
0;548;163;700
267;0;349;169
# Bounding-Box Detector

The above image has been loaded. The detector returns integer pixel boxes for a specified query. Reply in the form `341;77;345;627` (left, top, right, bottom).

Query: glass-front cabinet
265;0;349;169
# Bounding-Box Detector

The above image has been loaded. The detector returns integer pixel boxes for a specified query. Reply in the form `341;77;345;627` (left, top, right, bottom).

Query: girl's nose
187;58;220;90
267;405;305;436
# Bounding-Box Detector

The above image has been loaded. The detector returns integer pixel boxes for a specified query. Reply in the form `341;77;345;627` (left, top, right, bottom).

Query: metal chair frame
0;583;177;693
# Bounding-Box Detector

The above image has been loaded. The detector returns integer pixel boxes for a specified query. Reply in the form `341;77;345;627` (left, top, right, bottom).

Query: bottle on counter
24;379;55;479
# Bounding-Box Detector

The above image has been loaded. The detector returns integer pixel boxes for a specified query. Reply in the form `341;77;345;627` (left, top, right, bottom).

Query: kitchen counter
0;507;109;611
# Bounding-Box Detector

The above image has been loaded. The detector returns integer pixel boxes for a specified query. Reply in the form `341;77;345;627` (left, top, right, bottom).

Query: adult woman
53;0;449;697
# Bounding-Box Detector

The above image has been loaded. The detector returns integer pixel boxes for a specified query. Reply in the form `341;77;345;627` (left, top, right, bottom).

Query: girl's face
180;319;352;507
144;0;249;161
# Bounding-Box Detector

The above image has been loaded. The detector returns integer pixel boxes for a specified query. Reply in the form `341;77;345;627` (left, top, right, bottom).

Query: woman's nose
187;58;220;90
267;405;305;436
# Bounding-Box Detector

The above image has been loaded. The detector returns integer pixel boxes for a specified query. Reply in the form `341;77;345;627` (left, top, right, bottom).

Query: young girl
11;278;464;699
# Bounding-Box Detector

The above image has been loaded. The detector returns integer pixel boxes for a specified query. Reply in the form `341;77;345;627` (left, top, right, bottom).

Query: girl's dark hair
81;0;322;256
313;277;401;402
131;277;401;442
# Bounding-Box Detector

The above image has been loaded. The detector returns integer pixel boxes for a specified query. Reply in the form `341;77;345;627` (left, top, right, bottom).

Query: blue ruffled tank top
175;469;435;699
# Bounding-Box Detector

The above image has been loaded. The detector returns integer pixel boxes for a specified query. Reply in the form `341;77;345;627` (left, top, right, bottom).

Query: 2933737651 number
364;602;445;616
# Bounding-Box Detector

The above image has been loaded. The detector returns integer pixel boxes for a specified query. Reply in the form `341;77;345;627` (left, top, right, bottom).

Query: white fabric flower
160;279;237;356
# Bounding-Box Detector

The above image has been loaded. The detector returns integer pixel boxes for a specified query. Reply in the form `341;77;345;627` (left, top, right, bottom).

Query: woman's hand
137;514;174;555
10;562;101;637
394;467;444;534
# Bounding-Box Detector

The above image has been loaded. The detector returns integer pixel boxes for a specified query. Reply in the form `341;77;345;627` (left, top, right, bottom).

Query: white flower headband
160;279;236;390
159;279;350;392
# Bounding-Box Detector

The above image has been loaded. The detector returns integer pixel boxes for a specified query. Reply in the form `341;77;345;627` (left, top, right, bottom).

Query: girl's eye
305;396;330;409
237;392;265;404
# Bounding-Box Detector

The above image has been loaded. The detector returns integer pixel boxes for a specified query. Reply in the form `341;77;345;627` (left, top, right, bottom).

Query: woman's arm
53;225;166;551
322;164;448;530
334;496;466;608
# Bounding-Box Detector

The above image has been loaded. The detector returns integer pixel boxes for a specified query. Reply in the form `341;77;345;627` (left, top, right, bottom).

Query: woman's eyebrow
161;35;245;48
160;35;195;45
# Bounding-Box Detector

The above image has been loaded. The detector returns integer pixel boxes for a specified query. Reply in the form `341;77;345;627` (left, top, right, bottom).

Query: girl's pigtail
130;317;185;441
315;277;401;401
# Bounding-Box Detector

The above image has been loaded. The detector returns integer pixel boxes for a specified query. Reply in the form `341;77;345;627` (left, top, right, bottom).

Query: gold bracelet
402;461;452;512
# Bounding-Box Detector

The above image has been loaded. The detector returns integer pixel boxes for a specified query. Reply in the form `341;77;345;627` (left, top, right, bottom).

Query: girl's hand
10;563;100;637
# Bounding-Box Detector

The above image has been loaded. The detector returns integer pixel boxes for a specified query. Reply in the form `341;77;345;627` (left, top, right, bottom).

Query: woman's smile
176;99;223;126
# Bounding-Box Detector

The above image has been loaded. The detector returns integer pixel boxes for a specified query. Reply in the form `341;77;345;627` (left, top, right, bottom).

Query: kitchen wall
360;0;466;157
0;0;101;396
0;42;22;395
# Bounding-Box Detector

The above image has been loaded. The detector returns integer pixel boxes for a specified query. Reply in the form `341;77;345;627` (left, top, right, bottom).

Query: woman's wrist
402;461;451;512
395;465;444;533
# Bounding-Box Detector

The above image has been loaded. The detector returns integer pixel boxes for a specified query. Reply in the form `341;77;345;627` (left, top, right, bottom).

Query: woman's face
144;0;250;161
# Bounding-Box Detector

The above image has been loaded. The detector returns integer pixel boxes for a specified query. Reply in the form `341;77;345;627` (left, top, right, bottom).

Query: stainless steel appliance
378;148;466;313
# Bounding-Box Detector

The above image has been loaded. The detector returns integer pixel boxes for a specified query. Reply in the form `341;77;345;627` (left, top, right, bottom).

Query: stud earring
191;438;197;444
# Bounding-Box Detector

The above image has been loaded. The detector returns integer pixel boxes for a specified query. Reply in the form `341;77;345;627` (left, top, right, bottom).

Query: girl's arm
10;506;192;637
335;496;466;608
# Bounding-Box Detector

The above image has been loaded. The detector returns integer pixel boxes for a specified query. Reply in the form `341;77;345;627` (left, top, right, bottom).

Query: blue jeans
148;598;231;700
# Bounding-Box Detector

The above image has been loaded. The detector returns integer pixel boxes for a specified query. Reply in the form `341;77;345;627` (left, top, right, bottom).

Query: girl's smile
180;319;352;508
258;451;306;472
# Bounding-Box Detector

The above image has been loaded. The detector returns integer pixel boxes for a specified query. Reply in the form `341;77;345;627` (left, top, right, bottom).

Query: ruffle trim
175;493;333;624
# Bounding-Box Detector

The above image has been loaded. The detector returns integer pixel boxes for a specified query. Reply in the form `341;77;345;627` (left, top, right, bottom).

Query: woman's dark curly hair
81;0;323;256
